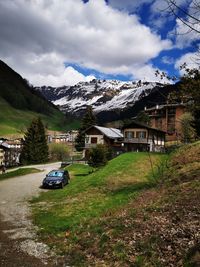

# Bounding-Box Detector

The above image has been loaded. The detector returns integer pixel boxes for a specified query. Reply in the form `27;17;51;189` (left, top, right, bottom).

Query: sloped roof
86;125;123;139
0;142;9;149
145;103;186;111
122;120;166;133
95;126;123;139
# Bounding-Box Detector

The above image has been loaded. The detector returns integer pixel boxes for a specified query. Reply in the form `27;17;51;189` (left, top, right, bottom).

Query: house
47;130;78;145
0;139;22;167
0;145;4;165
0;142;9;166
84;125;123;158
122;121;165;152
144;103;186;142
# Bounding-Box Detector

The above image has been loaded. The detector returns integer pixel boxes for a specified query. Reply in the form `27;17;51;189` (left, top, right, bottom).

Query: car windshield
47;171;63;178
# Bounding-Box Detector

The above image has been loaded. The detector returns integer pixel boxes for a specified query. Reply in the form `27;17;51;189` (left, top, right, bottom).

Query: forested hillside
0;60;78;135
0;60;58;115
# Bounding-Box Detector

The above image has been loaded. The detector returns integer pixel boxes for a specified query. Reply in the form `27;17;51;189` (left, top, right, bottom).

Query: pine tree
81;106;96;129
75;106;96;151
20;117;49;164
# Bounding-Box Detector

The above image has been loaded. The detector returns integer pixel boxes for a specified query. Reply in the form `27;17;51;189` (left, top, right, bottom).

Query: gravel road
0;162;63;267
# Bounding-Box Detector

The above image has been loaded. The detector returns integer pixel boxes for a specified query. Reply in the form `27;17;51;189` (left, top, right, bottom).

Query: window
125;131;134;139
136;131;146;139
91;137;98;144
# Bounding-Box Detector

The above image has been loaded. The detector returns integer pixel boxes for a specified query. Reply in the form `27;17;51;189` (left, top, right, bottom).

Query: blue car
42;170;70;189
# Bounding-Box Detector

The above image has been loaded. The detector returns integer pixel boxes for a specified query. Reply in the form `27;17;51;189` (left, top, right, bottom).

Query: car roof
48;169;64;173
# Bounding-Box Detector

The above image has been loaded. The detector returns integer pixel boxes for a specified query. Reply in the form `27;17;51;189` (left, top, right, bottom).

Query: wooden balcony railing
124;138;148;144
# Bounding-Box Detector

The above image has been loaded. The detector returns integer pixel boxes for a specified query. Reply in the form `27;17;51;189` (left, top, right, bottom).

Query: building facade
122;121;165;152
0;139;22;167
144;103;186;142
84;125;123;158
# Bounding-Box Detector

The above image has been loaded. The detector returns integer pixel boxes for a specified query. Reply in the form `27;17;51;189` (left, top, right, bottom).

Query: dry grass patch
106;154;162;190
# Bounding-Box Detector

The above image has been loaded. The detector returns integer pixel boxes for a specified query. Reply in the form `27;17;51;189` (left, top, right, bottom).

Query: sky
0;0;199;87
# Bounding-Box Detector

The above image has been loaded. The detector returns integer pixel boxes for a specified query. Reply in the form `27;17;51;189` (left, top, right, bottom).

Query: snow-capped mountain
35;79;165;115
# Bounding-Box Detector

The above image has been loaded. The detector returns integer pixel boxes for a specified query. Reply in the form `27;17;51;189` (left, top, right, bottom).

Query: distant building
84;125;123;158
0;139;22;167
144;103;186;142
47;130;78;144
0;146;5;165
122;121;165;152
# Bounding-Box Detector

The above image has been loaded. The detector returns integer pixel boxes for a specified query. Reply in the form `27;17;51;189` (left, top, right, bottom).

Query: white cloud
162;56;174;65
175;51;199;74
131;64;170;83
174;19;200;48
0;0;172;86
30;66;95;87
166;0;200;48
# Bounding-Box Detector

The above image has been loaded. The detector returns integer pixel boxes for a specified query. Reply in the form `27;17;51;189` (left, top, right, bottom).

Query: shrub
49;143;70;161
88;144;109;168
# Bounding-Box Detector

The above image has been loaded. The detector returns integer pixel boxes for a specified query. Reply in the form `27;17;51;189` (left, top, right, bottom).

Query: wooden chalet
84;125;123;158
122;121;165;152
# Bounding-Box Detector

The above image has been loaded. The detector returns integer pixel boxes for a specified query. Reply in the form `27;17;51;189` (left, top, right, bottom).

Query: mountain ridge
35;79;167;117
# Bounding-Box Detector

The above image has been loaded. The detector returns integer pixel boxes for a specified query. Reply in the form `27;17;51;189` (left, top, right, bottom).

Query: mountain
0;60;57;115
35;79;177;124
35;79;166;114
0;60;78;135
96;82;178;124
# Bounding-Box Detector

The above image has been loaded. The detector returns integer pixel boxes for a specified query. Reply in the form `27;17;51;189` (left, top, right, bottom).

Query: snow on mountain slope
35;79;165;114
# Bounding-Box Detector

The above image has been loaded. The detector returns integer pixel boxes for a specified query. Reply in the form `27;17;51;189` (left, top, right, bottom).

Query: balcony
124;138;148;144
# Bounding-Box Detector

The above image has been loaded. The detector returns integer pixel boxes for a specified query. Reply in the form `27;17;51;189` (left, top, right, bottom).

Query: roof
0;142;10;149
122;120;166;133
86;125;123;139
145;103;186;111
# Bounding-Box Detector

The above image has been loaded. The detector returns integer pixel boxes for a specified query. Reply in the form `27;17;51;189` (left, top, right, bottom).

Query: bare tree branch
166;0;200;33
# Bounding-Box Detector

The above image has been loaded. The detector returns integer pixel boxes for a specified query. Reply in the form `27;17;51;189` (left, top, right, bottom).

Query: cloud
175;51;200;74
165;0;200;48
173;19;200;48
0;0;172;86
162;56;175;65
31;66;95;87
131;64;170;83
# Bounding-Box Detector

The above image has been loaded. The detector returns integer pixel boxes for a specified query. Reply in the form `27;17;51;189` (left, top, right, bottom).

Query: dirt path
0;163;61;267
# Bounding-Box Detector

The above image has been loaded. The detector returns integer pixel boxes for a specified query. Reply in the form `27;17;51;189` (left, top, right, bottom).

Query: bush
88;145;109;168
49;143;70;161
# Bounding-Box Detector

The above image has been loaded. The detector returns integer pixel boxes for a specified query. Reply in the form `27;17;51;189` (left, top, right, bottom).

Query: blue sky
0;0;199;86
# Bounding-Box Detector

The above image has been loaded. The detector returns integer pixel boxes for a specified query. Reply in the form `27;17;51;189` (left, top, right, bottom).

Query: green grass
0;97;80;136
31;143;200;266
0;167;41;180
31;152;166;242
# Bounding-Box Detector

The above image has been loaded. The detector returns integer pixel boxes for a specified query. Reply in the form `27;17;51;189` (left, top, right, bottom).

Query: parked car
42;169;70;189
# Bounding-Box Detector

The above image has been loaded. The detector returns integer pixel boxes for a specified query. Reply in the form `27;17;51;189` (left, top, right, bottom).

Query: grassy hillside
31;144;200;267
31;152;167;266
0;97;79;136
0;60;80;135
